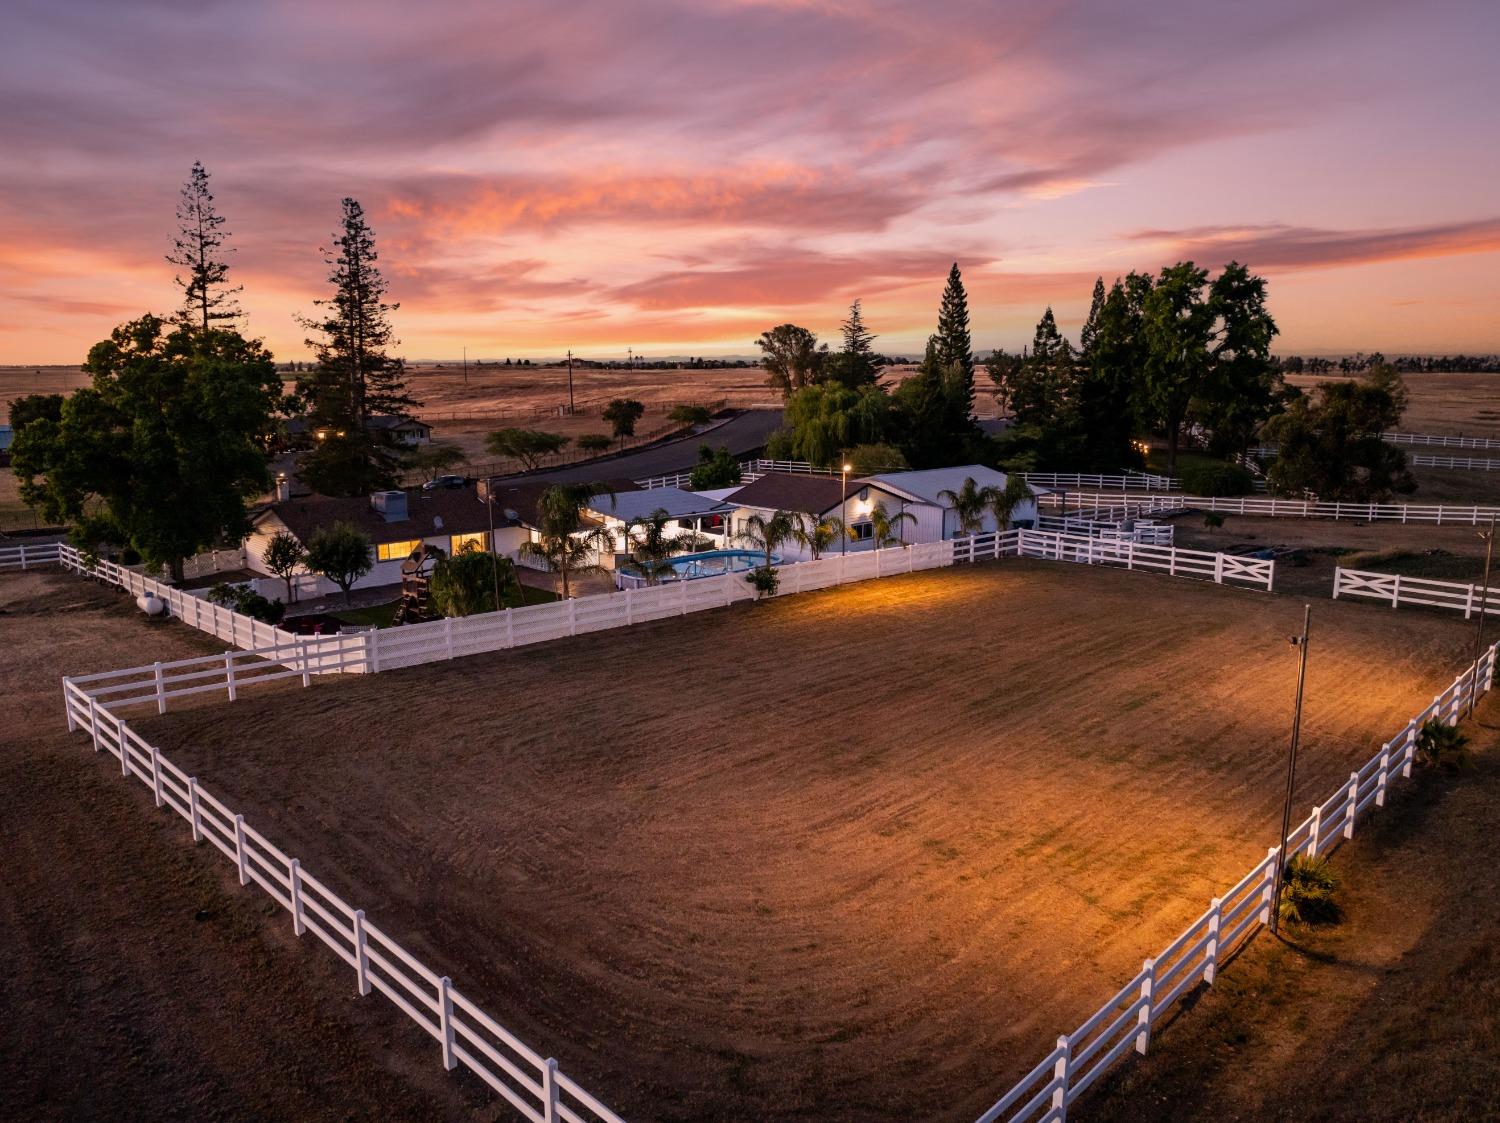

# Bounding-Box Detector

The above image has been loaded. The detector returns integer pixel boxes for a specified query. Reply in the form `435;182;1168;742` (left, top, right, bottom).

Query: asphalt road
511;408;784;485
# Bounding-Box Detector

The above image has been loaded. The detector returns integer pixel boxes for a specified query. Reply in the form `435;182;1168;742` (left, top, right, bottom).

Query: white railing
635;458;835;490
1386;431;1500;450
1022;472;1179;492
1333;567;1500;618
59;680;625;1123
1008;529;1273;590
1040;492;1500;526
1410;453;1500;471
975;639;1498;1123
1035;515;1174;546
0;540;64;570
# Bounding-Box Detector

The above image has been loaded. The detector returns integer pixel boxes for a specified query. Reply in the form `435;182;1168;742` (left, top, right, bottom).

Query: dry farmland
102;560;1474;1123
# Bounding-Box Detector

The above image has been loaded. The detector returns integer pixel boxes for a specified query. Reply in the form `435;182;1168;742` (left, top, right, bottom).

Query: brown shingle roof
728;472;845;515
258;478;642;546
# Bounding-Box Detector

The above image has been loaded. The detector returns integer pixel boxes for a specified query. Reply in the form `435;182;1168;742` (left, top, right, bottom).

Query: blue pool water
630;549;780;581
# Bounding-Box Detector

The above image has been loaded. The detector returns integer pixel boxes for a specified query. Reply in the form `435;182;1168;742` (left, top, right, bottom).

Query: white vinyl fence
59;680;625;1123
975;639;1499;1123
1041;492;1500;526
1000;529;1273;590
1022;471;1179;492
1333;567;1500;619
1036;515;1174;546
1410;453;1500;471
0;540;64;570
1386;431;1500;450
635;457;837;490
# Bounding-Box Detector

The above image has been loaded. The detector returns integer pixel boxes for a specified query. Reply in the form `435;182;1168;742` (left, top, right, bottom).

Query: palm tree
869;500;917;547
793;512;845;560
625;507;706;585
988;475;1036;530
937;477;1001;537
520;482;617;598
738;509;801;569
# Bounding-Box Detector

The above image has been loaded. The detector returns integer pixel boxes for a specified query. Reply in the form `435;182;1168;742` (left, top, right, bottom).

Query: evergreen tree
1079;276;1106;358
824;299;879;388
935;262;974;383
165;161;242;332
1192;262;1283;456
297;198;418;496
1140;262;1214;474
1076;279;1146;470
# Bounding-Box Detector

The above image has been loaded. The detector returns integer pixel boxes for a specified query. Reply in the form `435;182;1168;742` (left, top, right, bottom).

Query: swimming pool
618;548;780;586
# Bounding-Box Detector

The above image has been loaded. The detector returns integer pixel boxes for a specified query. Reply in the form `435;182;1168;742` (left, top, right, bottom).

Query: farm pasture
129;559;1473;1122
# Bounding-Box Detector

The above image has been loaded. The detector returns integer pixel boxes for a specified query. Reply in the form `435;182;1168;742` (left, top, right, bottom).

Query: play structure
393;543;445;625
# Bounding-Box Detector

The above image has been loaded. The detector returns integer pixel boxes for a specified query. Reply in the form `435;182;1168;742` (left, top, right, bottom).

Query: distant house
0;424;11;466
717;465;1041;560
282;414;431;448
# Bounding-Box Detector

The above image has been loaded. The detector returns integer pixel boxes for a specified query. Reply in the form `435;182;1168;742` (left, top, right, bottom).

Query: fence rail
1386;431;1500;450
0;540;64;570
60;680;625;1123
1041;492;1500;526
1008;529;1272;590
1022;471;1179;492
1333;567;1500;618
975;639;1498;1123
1410;453;1500;471
634;458;837;490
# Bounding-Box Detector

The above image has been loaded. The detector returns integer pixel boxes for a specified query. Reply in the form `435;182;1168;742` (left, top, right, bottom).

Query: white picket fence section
1333;567;1500;619
975;639;1499;1123
0;540;64;570
58;680;625;1123
1041;492;1500;526
1386;431;1500;450
1022;471;1179;492
1410;453;1500;471
635;457;837;490
1004;529;1272;590
1035;515;1174;546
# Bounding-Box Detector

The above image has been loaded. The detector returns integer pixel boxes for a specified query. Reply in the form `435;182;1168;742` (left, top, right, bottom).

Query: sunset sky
4;0;1498;364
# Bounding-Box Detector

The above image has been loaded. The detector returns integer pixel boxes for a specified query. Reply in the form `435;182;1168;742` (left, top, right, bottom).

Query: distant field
133;561;1470;1123
1285;371;1500;437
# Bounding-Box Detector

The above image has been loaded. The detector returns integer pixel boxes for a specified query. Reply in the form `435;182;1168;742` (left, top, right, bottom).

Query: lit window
450;532;487;554
849;522;874;541
858;487;869;501
377;539;422;562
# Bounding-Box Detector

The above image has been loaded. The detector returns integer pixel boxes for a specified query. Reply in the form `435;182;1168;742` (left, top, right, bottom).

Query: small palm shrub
745;565;780;599
1279;855;1341;927
1203;512;1225;532
1416;719;1469;770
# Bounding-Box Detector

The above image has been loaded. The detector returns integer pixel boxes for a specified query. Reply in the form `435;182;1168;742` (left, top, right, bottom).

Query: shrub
669;404;713;427
576;433;613;454
689;444;742;490
1180;462;1255;497
1203;512;1225;531
1416;719;1469;769
1279;855;1341;927
745;564;780;599
206;581;285;624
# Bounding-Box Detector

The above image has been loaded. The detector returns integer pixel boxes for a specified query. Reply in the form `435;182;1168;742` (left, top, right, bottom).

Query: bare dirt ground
114;561;1475;1123
0;571;490;1122
1084;694;1500;1123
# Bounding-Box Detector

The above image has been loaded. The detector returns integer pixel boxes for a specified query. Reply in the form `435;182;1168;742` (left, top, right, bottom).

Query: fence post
505;609;515;649
289;858;306;936
154;661;166;714
1204;898;1222;984
87;695;101;753
226;652;237;702
1376;748;1390;807
1259;846;1278;923
1050;1035;1071;1121
438;976;456;1070
1308;803;1322;858
543;1057;561;1122
188;777;203;842
352;909;371;995
1402;721;1417;778
1214;552;1224;584
150;747;164;808
445;617;456;658
233;814;249;885
301;636;312;686
625;586;634;625
63;678;76;732
1344;772;1359;839
1135;958;1155;1054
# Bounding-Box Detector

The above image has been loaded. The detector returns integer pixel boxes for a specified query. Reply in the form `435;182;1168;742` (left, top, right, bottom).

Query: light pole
483;476;501;610
840;462;852;555
1270;604;1312;935
566;348;575;415
1469;513;1496;716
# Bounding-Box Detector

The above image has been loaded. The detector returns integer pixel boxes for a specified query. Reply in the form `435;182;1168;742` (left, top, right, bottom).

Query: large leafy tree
11;316;280;582
297;198;418;496
304;521;373;605
486;427;567;470
602;398;646;449
1263;364;1414;501
767;382;890;467
1074;277;1148;471
1139;262;1215;474
9;393;64;431
1191;262;1283;456
166;160;242;332
757;324;827;397
997;308;1082;469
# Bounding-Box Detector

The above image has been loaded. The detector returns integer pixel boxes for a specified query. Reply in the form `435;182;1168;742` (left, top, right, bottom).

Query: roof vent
370;490;408;522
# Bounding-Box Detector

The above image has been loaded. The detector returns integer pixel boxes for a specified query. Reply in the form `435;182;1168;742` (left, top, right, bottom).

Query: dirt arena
86;560;1470;1122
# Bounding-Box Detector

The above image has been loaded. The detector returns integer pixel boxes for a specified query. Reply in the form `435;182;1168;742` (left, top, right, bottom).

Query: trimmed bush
745;565;780;599
1179;461;1255;497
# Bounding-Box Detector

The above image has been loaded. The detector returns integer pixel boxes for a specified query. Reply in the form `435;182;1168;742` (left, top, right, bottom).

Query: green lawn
334;583;557;629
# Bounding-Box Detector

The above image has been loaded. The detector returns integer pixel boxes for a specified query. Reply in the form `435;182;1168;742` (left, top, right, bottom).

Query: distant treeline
1276;353;1500;374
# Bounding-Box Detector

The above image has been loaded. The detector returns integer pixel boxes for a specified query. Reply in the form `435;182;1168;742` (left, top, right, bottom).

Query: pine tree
824;299;879;388
297;198;419;496
935;262;973;382
166;161;242;332
1079;276;1106;359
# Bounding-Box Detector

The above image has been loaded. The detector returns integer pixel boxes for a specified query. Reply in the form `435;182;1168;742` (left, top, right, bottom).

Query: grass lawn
334;583;559;629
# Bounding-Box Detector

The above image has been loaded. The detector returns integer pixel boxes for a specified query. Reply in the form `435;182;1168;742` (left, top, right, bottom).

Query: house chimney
370;490;408;522
274;473;291;503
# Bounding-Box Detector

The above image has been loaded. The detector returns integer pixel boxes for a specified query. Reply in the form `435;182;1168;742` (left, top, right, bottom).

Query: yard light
840;463;852;555
1270;604;1312;936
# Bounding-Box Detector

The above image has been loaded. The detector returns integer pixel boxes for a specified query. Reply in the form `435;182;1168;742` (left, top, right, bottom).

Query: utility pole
1470;513;1496;715
462;346;468;386
566;349;575;415
1270;604;1312;935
